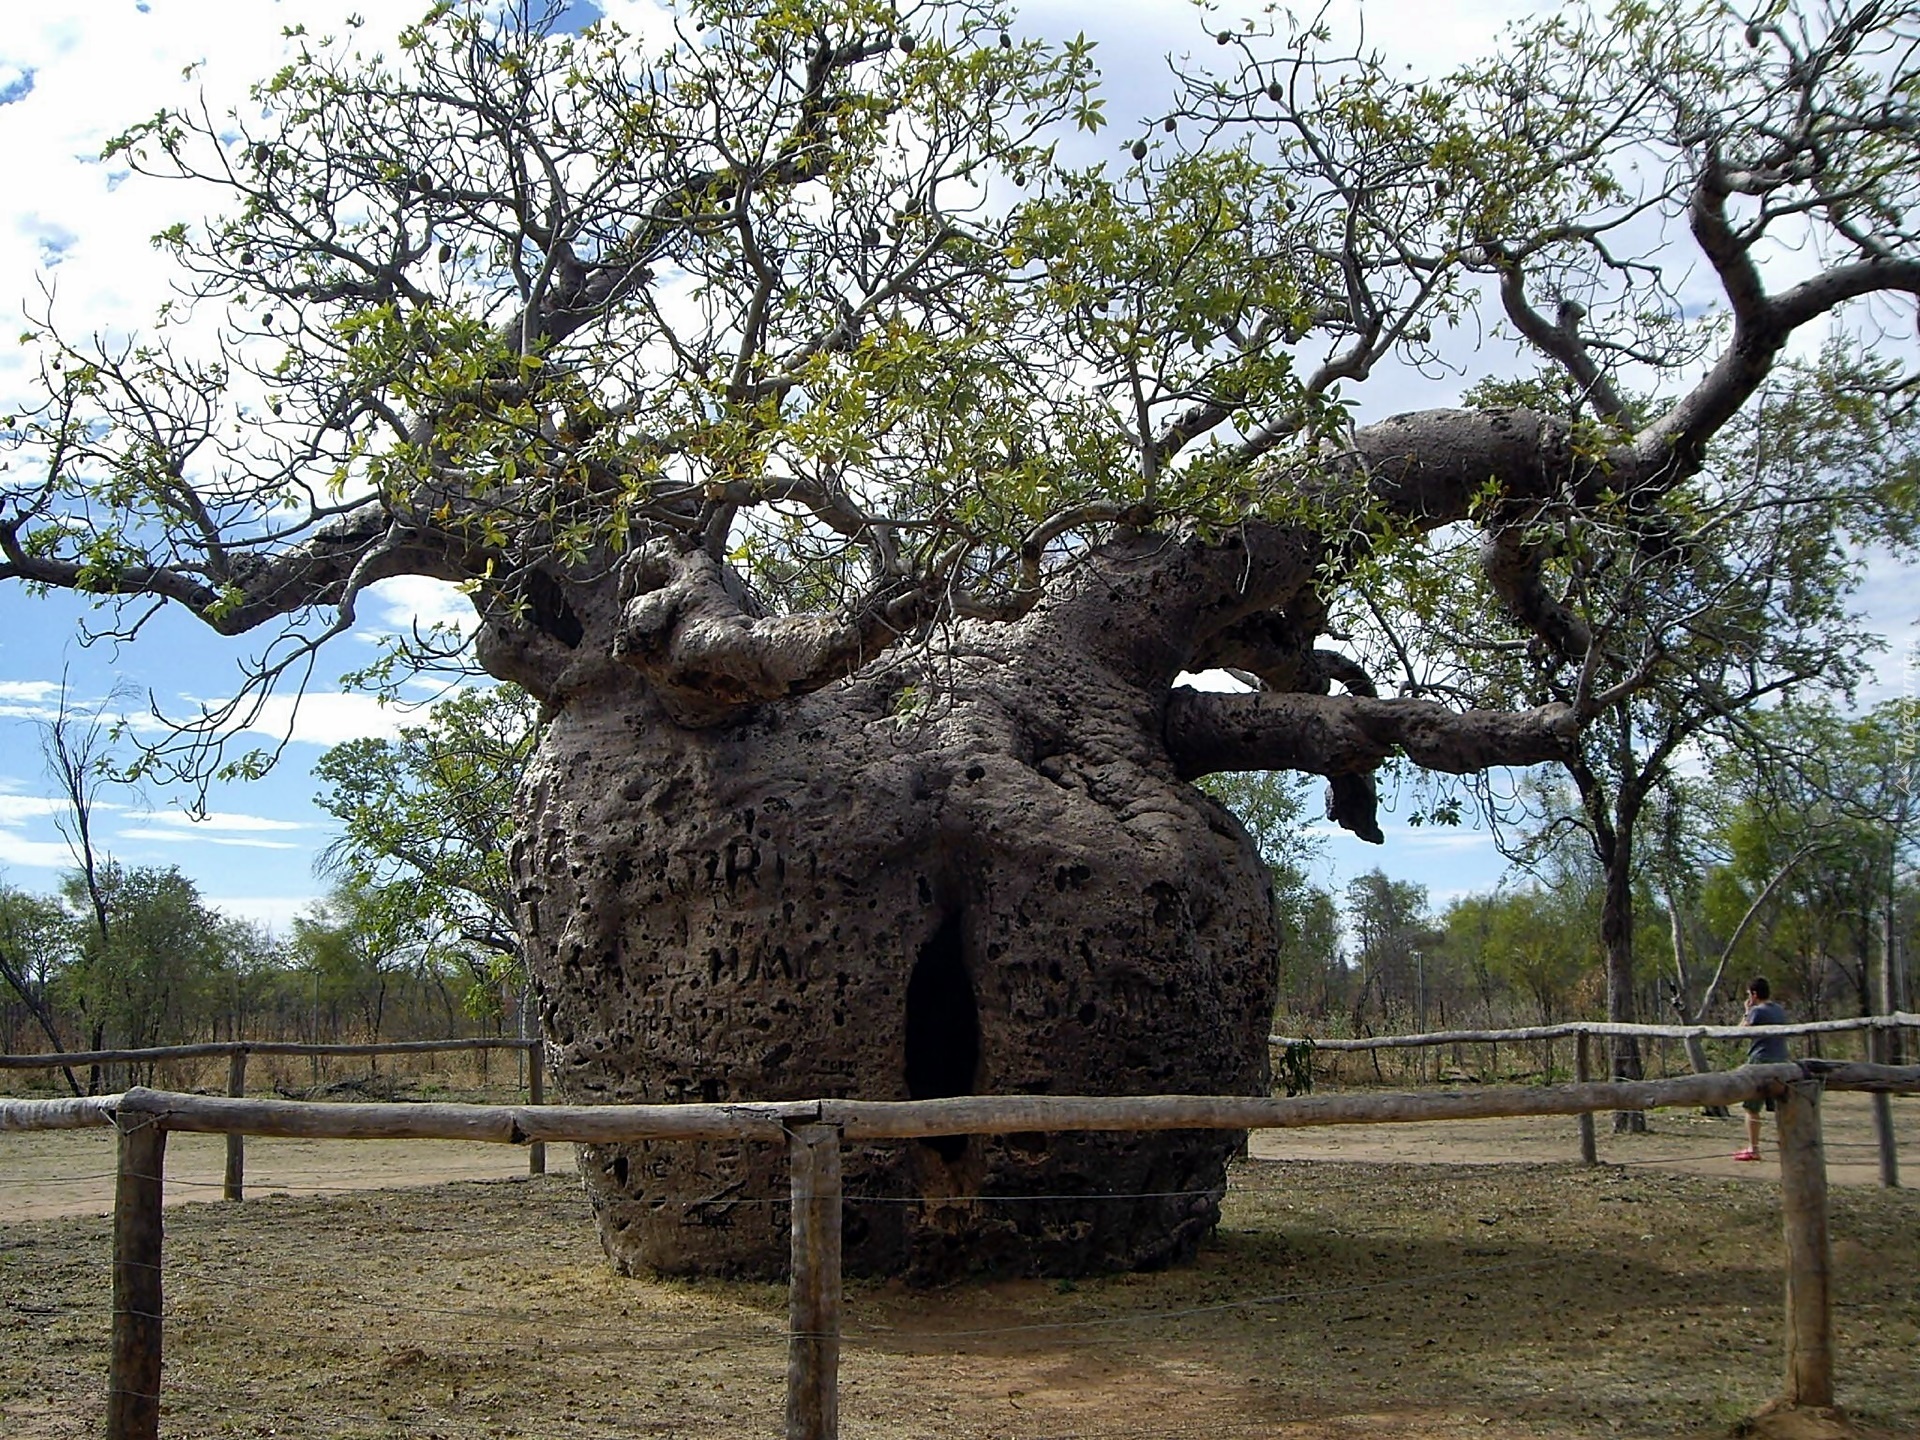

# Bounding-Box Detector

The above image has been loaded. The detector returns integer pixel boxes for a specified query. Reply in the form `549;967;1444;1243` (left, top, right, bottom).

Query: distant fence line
9;1020;1917;1195
1269;1012;1920;1181
3;1060;1918;1440
1269;1011;1920;1052
0;1036;549;1192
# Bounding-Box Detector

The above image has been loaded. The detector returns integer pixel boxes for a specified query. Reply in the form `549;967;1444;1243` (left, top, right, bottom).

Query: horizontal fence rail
14;1060;1920;1143
6;1058;1917;1440
0;1037;542;1068
1266;1012;1920;1185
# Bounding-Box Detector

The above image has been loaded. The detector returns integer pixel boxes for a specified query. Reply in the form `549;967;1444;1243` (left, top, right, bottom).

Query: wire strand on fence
103;1386;162;1404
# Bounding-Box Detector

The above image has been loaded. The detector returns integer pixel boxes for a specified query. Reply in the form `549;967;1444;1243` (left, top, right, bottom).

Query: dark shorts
1743;1096;1775;1116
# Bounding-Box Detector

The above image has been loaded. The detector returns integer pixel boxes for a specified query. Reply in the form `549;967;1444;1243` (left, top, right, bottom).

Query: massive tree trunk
518;665;1275;1280
510;545;1285;1281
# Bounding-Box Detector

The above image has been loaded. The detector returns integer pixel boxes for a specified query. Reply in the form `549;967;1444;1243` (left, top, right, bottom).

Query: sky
0;0;1914;936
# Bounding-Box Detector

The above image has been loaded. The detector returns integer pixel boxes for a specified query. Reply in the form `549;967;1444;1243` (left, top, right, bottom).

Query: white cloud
235;690;413;749
0;832;74;870
113;802;308;851
202;893;320;933
1174;671;1253;694
363;575;482;641
0;3;380;374
0;680;62;703
138;809;307;835
114;826;301;851
1394;828;1501;855
0;793;66;825
0;680;66;723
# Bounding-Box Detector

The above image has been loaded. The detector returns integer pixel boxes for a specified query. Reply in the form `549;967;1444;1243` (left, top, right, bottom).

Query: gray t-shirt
1745;1001;1789;1063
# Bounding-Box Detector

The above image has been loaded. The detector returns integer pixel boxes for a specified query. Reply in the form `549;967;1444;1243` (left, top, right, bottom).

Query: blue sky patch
34;225;78;268
0;68;35;107
556;1;603;35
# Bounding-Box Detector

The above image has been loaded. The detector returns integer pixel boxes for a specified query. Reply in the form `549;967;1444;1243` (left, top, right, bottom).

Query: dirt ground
2;1094;1916;1439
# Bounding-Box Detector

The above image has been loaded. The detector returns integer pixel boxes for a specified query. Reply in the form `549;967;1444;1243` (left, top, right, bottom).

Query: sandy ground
0;1127;578;1221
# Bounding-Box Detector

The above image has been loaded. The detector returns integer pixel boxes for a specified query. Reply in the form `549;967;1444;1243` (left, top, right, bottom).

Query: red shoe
1732;1149;1761;1162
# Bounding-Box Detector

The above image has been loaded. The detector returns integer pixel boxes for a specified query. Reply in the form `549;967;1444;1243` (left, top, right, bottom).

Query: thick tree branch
1480;528;1593;663
1165;688;1580;783
1496;262;1630;421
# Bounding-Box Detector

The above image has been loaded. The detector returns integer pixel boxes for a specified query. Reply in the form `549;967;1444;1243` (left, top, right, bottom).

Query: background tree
1397;348;1914;1125
1704;700;1920;1037
0;884;82;1092
1278;885;1344;1022
53;863;234;1082
1343;870;1439;1035
289;874;464;1046
5;0;1920;1277
313;684;537;1022
207;914;293;1044
37;683;134;1081
1200;769;1342;1018
1441;884;1596;1032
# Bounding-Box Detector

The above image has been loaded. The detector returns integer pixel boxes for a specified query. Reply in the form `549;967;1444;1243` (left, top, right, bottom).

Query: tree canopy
14;0;1920;1279
5;0;1917;832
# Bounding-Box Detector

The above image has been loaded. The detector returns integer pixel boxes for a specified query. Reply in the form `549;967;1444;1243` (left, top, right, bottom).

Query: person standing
1734;977;1790;1162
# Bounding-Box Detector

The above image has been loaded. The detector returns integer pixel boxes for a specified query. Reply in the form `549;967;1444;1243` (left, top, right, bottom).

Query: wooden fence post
1575;1032;1597;1166
223;1046;247;1202
1868;1029;1899;1189
526;1043;546;1178
108;1109;167;1440
785;1120;843;1440
1776;1078;1834;1410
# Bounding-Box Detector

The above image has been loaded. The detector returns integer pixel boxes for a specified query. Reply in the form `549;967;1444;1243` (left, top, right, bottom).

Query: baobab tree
5;0;1918;1277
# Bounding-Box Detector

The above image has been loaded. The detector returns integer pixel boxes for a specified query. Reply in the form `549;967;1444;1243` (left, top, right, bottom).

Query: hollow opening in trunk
904;909;979;1163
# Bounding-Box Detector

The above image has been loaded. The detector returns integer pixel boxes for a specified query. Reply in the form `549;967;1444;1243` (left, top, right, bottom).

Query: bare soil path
0;1127;578;1221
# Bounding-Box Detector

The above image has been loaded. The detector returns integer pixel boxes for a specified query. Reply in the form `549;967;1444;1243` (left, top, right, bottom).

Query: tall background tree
313;684;538;1023
1198;769;1342;1018
0;885;82;1093
4;0;1919;1277
1704;701;1920;1040
1392;348;1914;1124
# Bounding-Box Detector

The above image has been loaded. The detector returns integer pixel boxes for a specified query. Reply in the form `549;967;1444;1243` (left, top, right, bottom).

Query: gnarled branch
610;542;921;725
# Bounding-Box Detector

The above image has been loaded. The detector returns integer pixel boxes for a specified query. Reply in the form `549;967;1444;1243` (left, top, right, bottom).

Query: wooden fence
1271;1012;1920;1186
1270;1012;1920;1057
0;1037;549;1191
4;1058;1919;1440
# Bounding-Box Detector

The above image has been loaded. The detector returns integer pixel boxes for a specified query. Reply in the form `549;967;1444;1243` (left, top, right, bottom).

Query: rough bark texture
513;593;1278;1281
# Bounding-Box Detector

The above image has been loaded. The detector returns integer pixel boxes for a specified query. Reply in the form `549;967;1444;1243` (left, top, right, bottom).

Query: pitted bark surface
514;615;1278;1280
